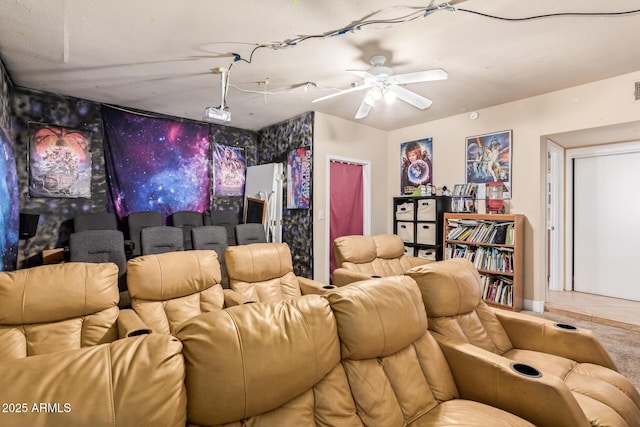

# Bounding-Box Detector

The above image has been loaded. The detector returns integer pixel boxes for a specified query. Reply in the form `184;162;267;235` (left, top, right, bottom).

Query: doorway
326;156;371;283
566;141;640;301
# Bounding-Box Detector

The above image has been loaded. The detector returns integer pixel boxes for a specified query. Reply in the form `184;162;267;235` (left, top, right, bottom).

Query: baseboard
524;299;545;313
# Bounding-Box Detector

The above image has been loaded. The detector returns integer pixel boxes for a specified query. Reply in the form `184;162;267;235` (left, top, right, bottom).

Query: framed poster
287;146;311;209
28;123;91;198
465;130;512;199
213;143;246;196
401;138;432;195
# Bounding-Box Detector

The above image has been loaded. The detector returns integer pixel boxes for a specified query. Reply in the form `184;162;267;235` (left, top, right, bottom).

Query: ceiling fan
313;55;447;119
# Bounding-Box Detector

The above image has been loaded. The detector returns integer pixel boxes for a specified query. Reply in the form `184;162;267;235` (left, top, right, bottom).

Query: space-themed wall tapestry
213;143;246;196
0;124;19;271
102;106;211;220
465;130;512;199
28;123;92;198
401;137;433;195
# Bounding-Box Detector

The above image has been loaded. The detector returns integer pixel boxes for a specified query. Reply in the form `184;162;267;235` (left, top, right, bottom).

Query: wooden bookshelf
443;212;524;311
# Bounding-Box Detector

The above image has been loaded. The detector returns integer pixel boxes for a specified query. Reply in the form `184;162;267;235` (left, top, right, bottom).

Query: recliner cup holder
510;363;542;378
554;323;578;330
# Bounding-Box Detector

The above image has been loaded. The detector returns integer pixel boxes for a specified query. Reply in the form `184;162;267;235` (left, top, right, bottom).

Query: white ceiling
1;0;640;132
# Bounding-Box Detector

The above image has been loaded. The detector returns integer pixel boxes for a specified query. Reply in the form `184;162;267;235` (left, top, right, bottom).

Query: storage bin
416;199;436;221
404;246;414;256
417;248;437;260
395;202;414;221
397;222;415;243
416;223;436;245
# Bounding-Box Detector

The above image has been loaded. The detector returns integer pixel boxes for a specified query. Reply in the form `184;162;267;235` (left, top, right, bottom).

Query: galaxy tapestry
102;106;211;220
213;143;245;197
0;124;19;271
28;123;92;198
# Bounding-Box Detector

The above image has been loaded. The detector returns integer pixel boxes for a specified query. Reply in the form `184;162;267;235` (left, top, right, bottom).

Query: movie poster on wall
287;146;311;209
400;137;433;195
465;130;512;199
213;143;246;196
28;123;92;198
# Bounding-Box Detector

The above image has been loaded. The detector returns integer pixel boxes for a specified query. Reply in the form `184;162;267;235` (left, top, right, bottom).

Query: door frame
325;155;371;282
565;140;640;291
546;140;564;292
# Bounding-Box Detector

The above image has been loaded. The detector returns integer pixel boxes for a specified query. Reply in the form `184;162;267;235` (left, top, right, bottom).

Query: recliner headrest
225;243;293;282
333;235;376;264
127;250;221;300
176;295;339;425
406;258;482;318
0;262;119;325
326;275;427;360
373;234;405;259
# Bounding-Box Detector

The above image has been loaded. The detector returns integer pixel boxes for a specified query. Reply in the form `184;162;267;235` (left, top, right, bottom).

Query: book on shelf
480;275;514;306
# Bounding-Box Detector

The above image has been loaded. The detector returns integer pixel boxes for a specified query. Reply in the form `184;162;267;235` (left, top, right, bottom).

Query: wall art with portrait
213;143;246;197
465;130;512;199
400;137;432;195
28;123;92;198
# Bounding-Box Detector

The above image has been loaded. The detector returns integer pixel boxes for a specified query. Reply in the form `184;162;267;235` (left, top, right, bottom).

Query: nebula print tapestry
0;124;19;271
102;106;211;220
28;123;92;198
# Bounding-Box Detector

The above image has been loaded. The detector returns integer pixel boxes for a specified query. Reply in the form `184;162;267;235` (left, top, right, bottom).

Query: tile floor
545;290;640;332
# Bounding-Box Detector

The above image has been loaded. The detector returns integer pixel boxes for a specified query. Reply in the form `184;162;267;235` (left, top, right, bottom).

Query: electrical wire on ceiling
226;2;640;68
217;3;640;102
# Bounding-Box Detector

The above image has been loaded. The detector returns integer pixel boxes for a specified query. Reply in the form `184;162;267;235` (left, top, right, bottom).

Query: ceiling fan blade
312;83;372;103
347;69;375;80
388;69;448;85
389;85;433;109
355;100;373;119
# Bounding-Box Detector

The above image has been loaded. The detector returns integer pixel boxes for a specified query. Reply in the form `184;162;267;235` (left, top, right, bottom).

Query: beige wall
386;70;640;310
312;113;389;284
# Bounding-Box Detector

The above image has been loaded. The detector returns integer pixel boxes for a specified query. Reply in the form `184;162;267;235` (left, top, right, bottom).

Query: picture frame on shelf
465;130;512;199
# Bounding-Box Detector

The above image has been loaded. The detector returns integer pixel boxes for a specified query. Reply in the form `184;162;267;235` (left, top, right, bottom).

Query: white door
572;148;640;301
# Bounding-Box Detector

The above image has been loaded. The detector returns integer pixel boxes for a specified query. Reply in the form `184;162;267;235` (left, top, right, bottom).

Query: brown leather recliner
407;258;640;426
332;233;431;286
325;275;590;427
0;262;128;361
176;294;363;426
123;250;225;336
0;334;187;426
224;242;333;304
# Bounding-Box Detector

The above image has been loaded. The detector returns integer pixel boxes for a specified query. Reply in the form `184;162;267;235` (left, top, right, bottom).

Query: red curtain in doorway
330;161;363;277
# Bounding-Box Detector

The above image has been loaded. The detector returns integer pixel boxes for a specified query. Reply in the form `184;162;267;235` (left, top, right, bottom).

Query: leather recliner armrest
406;256;433;268
493;309;617;370
331;268;376;287
117;309;152;338
297;277;337;295
435;333;591;427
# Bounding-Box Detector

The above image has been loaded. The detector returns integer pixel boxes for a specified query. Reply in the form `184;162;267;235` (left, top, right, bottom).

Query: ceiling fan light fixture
368;86;383;101
383;88;397;104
